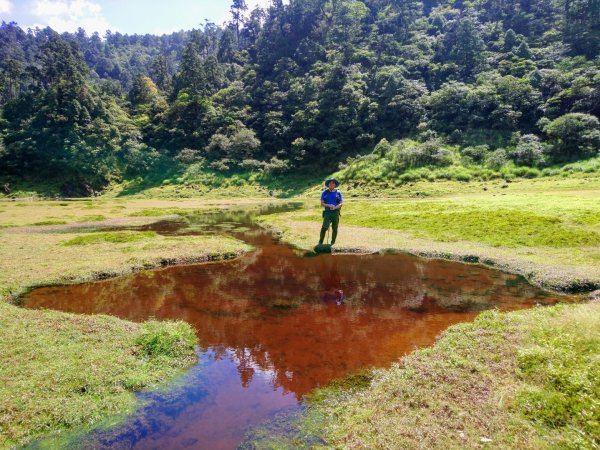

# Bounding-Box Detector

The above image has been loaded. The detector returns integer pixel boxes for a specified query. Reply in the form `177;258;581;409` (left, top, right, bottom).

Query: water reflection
22;206;569;449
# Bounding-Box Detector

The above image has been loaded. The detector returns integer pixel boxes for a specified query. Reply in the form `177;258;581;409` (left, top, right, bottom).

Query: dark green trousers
319;209;340;244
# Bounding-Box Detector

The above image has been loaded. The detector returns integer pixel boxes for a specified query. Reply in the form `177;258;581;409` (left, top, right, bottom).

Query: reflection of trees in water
24;220;563;399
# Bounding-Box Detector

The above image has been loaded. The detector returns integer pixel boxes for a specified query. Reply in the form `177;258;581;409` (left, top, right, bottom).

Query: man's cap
324;178;340;187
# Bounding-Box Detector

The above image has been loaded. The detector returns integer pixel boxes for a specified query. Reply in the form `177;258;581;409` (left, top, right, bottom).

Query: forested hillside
1;0;599;194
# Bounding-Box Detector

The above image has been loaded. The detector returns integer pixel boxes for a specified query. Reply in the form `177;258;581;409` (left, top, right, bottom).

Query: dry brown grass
0;197;270;228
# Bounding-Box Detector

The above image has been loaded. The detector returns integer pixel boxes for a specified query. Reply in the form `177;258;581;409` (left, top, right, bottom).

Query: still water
22;205;568;449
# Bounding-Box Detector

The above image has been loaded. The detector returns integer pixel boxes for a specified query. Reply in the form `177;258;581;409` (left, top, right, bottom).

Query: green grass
104;161;326;199
63;231;158;246
332;138;600;194
322;204;600;248
248;304;600;449
135;320;198;360
0;200;256;447
515;307;600;446
0;303;198;448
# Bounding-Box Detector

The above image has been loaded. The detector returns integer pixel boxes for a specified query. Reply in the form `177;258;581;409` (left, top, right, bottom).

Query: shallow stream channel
21;203;572;449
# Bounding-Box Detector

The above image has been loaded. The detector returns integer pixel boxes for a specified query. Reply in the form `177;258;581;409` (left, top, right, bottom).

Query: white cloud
0;0;13;15
30;0;114;34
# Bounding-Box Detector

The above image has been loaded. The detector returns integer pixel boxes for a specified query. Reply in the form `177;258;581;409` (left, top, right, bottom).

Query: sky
0;0;272;36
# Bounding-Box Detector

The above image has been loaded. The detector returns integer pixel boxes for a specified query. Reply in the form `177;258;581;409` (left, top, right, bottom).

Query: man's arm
334;192;343;209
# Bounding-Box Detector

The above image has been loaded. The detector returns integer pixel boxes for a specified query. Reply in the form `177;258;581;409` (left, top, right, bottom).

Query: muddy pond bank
21;205;574;449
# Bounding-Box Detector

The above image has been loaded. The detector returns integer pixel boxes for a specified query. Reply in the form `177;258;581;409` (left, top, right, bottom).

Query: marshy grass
0;231;252;300
319;204;600;248
32;220;68;226
0;198;267;229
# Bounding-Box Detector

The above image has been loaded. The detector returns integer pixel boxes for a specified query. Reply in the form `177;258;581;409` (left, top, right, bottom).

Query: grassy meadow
0;307;196;448
1;176;599;448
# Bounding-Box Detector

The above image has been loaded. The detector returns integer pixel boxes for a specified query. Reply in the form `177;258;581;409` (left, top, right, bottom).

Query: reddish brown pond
21;205;570;449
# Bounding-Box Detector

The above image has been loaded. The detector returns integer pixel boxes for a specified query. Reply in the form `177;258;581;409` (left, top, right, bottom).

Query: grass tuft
135;320;197;359
32;220;68;226
515;305;600;446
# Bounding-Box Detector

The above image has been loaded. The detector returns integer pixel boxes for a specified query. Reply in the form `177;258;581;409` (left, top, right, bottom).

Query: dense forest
0;0;599;194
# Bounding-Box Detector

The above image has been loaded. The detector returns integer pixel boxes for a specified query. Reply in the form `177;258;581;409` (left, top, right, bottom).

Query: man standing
319;178;343;245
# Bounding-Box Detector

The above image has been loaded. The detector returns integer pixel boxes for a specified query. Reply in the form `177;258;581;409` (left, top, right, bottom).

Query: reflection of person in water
320;261;344;304
321;289;344;305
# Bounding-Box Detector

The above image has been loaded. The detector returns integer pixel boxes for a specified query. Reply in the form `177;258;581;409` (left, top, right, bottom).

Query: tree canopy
0;0;599;192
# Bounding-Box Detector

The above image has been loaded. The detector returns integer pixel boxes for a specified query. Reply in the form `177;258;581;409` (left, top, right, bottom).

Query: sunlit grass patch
341;205;600;248
515;305;600;448
135;320;197;359
63;231;158;246
297;201;600;248
77;214;107;222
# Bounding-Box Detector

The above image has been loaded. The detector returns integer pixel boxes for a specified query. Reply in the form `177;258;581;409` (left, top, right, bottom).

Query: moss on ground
247;304;600;449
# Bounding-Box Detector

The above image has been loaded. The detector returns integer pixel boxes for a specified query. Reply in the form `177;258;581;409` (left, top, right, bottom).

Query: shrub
509;134;546;167
373;138;393;156
175;148;205;164
263;157;290;174
486;148;509;170
543;113;600;162
461;145;490;164
395;138;456;169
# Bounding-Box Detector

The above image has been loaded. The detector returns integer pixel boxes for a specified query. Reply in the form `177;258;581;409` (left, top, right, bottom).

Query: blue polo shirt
321;189;343;210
